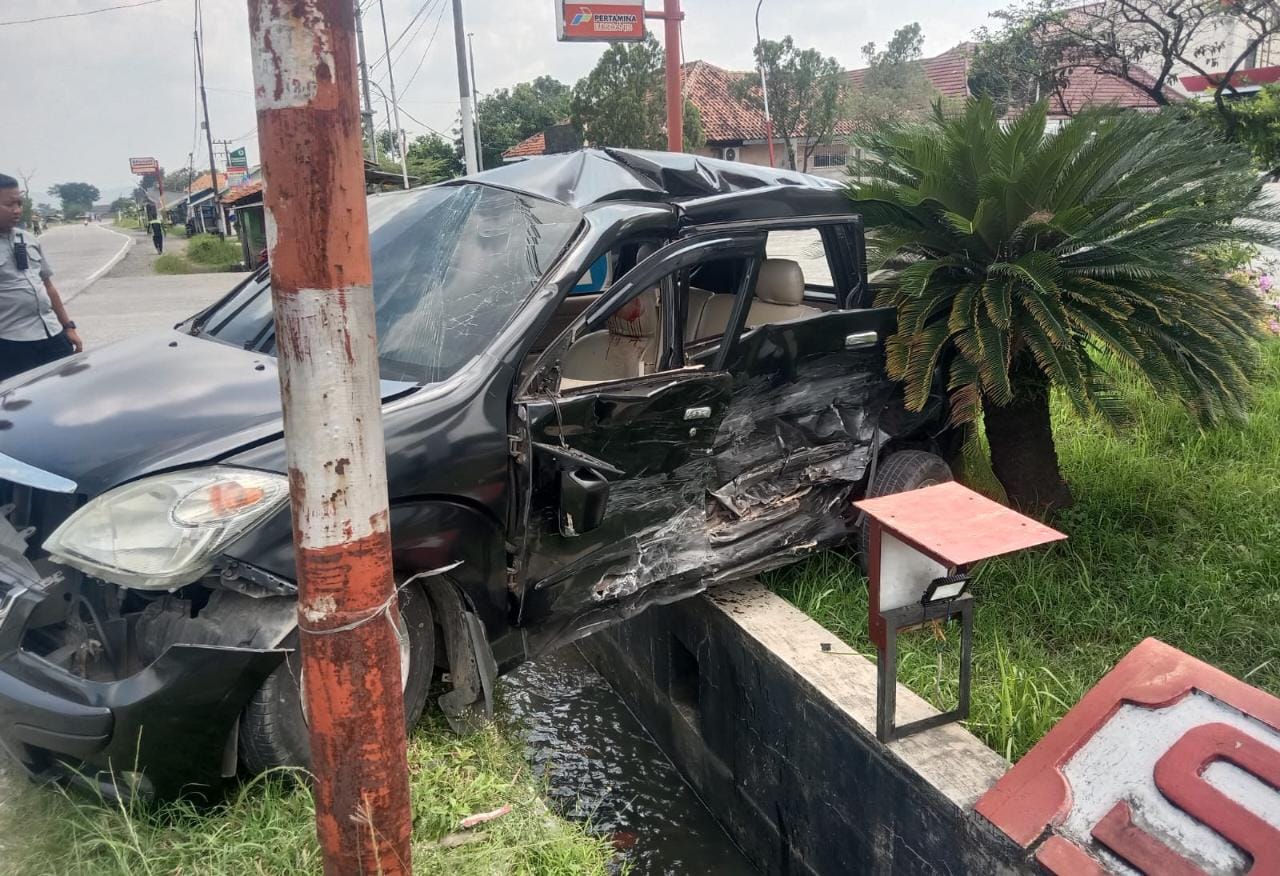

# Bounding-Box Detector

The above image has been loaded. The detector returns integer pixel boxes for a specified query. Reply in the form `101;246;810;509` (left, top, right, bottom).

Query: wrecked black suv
0;150;954;798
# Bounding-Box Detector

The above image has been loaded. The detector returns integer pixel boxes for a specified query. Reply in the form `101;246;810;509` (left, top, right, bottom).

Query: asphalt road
36;223;133;301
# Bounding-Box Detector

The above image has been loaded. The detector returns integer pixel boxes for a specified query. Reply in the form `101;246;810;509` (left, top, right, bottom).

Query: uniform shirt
0;229;60;341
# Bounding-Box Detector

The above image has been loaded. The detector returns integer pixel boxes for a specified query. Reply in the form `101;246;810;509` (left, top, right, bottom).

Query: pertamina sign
556;0;645;42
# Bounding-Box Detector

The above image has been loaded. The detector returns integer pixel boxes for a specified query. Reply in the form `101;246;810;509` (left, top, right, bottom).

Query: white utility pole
467;31;483;171
452;0;479;175
377;0;411;189
355;1;379;162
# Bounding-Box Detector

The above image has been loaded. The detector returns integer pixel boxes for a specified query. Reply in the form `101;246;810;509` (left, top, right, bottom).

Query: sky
0;0;1007;204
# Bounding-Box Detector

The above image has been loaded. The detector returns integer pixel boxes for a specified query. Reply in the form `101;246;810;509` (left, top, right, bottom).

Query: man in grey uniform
0;174;83;383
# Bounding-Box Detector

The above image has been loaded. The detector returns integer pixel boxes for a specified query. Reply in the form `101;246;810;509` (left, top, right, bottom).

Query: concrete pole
754;0;777;168
453;0;479;175
467;31;483;171
663;0;684;152
377;0;411;188
195;0;226;234
354;1;379;162
245;2;412;874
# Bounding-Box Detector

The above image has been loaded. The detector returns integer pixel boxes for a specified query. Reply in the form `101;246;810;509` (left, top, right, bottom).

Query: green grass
152;254;203;275
186;233;243;268
0;721;617;875
766;340;1280;762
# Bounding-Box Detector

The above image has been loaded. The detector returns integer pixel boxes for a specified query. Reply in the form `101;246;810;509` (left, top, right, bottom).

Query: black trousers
0;331;74;383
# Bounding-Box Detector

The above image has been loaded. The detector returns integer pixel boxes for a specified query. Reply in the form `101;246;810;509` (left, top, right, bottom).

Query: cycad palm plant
849;98;1275;513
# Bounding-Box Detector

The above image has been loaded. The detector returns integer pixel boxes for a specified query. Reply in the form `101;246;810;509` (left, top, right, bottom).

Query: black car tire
238;579;436;776
857;450;953;569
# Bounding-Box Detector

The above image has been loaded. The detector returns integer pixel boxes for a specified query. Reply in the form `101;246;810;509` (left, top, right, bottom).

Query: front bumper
0;575;285;800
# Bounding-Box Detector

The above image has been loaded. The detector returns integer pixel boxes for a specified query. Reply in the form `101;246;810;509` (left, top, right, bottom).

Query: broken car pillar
246;1;412;873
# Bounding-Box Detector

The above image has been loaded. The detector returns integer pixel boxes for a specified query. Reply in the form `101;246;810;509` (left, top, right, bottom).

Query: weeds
0;722;616;875
767;340;1280;762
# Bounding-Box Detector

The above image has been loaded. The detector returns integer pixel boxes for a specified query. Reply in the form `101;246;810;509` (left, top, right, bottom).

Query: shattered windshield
198;183;582;384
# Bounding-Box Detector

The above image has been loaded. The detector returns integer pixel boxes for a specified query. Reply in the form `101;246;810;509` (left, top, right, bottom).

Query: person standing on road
0;174;83;384
149;215;165;254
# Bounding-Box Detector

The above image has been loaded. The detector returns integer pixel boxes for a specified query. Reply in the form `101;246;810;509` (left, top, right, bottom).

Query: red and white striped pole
246;1;412;873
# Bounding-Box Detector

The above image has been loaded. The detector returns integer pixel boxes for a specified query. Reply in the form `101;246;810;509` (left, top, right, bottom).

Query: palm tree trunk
983;387;1073;516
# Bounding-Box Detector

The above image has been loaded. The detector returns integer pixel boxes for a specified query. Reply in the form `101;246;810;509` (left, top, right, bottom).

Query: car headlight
44;467;290;590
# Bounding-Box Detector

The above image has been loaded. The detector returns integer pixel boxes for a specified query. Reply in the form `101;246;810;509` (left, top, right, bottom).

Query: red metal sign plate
853;481;1066;568
558;2;646;42
976;638;1280;874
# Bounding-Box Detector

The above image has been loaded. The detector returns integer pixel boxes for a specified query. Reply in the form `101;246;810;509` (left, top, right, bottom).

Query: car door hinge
506;566;521;593
508;434;526;464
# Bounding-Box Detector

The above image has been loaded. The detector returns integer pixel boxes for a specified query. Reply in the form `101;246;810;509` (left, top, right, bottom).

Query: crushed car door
514;234;764;631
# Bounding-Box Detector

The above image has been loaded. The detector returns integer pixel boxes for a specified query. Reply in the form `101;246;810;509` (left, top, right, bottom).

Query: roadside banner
556;0;646;42
129;157;160;174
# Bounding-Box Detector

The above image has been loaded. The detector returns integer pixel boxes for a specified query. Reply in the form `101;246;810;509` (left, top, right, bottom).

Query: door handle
684;406;712;421
846;331;878;350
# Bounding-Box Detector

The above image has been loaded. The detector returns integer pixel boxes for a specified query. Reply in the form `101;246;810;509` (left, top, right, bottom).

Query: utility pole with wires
245;0;412;871
194;0;226;234
754;0;777;168
467;31;483;171
354;0;379;162
452;0;478;175
376;0;410;188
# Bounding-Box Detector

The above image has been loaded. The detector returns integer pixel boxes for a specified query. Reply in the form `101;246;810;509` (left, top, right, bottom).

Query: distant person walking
0;174;82;384
149;216;165;254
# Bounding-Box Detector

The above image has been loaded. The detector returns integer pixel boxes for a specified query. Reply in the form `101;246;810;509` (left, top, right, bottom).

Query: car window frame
524;231;768;397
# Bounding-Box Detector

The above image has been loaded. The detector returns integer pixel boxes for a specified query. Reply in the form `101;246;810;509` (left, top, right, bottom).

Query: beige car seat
559;288;660;390
685;287;715;342
693;258;820;340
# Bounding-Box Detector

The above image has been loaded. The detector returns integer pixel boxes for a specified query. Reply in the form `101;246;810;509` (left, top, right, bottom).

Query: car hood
0;331;412;497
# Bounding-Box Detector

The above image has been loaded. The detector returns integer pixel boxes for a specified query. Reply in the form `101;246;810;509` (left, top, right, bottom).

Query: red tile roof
504;130;547;159
846;44;973;99
1046;60;1174;117
221;179;264;205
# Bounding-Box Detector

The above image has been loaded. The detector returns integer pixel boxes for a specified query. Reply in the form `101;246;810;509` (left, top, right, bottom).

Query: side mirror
559;468;609;537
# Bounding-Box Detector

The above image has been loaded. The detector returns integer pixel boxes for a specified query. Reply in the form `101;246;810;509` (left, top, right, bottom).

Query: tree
848;99;1272;514
109;196;137;216
1183;82;1280;174
974;0;1280;133
136;168;197;194
570;33;704;151
408;134;463;183
854;23;940;125
477;76;572;169
732;36;847;171
572;34;665;149
47;182;100;219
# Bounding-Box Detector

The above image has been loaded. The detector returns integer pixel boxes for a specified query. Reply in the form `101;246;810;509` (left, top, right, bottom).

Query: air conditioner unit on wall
720;147;740;162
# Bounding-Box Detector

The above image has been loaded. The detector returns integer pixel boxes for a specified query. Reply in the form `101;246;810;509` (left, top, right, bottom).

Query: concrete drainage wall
577;580;1030;875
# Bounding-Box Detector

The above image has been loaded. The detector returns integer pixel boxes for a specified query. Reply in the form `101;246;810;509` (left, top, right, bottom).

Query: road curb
69;226;135;302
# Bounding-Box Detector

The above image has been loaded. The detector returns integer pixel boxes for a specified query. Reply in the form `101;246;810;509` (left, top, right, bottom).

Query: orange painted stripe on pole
246;0;412;873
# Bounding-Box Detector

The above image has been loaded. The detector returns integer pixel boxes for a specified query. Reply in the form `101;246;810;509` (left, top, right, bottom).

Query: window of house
811;144;850;169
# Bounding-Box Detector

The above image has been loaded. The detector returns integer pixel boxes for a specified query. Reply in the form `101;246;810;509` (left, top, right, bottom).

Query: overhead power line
0;0;165;27
400;1;449;94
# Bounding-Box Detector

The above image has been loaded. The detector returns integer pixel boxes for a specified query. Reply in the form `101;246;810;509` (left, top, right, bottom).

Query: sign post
246;0;412;872
555;0;684;153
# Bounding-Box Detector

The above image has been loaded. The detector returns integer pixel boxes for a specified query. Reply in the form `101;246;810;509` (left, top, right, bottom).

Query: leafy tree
975;0;1280;134
732;36;847;171
47;182;100;219
849;99;1273;513
571;33;704;151
477;76;572;168
572;34;665;149
1182;83;1280;174
408;134;463;183
109;196;137;215
854;23;940;125
376;129;404;160
136;168;196;194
